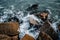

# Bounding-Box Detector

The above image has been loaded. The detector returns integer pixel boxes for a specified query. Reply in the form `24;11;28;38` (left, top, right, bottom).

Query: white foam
18;14;41;39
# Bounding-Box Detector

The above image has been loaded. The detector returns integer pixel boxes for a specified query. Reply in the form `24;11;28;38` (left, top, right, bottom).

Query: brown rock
21;34;35;40
0;34;11;40
10;35;18;40
38;21;58;40
37;31;53;40
0;22;19;36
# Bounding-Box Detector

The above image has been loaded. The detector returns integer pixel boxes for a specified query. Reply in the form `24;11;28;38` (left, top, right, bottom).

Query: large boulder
0;22;19;36
37;21;58;40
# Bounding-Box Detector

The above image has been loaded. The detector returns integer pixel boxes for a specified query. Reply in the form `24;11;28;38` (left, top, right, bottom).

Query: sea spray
0;6;60;40
18;14;41;39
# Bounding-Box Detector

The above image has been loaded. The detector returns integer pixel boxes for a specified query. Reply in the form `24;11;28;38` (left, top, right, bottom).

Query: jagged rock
0;34;11;40
37;21;58;40
0;22;19;36
37;31;53;40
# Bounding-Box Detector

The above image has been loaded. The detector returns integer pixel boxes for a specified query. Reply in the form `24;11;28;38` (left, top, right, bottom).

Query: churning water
0;0;60;40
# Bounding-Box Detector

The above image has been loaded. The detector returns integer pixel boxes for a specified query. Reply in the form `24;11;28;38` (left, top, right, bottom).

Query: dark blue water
0;0;60;15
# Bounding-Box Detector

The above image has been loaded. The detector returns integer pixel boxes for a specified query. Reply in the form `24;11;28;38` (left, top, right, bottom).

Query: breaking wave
0;5;60;40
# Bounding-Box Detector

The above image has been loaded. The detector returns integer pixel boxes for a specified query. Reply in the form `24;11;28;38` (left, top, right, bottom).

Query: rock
0;34;11;40
30;17;39;25
26;4;38;11
21;34;35;40
38;21;58;40
0;22;19;36
8;16;20;23
0;34;19;40
58;24;60;31
37;31;53;40
10;35;18;40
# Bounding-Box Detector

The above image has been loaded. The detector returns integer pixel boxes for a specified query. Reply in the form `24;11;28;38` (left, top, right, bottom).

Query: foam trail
0;5;4;9
48;19;60;32
19;14;30;38
45;9;52;20
46;9;52;14
46;9;59;32
18;14;41;39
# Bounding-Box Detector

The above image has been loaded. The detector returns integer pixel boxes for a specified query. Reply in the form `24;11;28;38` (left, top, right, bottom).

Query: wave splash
0;5;60;40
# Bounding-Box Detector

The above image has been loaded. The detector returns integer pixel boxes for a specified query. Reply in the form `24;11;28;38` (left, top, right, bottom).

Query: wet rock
37;21;58;40
0;22;19;36
26;4;38;11
58;24;60;31
8;16;20;23
30;17;39;25
37;31;53;40
0;34;19;40
21;34;35;40
0;34;11;40
10;35;18;40
57;24;60;40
